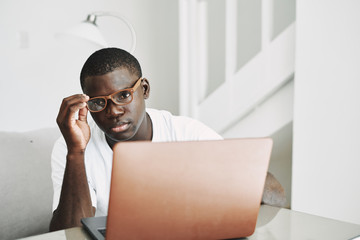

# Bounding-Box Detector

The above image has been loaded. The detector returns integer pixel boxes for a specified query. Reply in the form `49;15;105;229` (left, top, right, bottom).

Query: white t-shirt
51;108;222;216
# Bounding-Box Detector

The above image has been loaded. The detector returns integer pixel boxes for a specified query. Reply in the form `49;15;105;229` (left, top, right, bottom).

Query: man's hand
50;94;95;231
56;94;90;153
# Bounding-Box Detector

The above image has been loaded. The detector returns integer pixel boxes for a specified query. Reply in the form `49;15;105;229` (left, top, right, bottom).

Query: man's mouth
111;122;130;133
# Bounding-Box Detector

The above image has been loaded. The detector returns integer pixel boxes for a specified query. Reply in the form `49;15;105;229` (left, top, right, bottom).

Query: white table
21;205;360;240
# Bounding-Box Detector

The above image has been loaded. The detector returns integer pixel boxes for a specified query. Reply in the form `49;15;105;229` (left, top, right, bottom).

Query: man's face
83;67;150;144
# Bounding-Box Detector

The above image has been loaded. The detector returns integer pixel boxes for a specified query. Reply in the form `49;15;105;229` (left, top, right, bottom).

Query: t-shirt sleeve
50;136;97;212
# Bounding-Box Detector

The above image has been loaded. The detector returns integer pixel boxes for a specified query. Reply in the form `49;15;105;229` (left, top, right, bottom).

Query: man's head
80;47;142;90
80;48;152;147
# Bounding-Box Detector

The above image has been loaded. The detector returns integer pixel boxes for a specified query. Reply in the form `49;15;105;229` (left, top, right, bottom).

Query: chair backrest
0;127;60;240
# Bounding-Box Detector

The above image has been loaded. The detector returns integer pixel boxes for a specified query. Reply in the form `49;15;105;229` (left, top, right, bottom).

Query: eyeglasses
87;78;142;112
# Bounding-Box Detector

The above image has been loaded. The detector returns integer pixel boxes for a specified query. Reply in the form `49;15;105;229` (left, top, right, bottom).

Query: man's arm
261;172;287;207
49;94;95;231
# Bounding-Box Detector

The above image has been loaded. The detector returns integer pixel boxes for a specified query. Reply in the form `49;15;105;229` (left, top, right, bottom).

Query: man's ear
141;78;150;99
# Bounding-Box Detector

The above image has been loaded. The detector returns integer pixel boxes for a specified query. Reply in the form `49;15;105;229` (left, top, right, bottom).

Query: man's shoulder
146;108;196;129
146;108;222;141
146;108;192;121
146;108;172;118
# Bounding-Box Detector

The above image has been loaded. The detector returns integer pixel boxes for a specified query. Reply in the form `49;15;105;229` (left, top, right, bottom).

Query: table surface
21;205;360;240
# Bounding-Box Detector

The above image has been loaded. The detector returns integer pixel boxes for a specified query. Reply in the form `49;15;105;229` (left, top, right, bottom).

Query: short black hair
80;48;142;90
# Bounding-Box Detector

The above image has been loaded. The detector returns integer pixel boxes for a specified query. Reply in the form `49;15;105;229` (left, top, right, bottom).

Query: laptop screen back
106;138;272;240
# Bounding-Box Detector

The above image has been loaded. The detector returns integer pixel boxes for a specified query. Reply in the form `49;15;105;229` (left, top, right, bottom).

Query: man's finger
78;105;88;122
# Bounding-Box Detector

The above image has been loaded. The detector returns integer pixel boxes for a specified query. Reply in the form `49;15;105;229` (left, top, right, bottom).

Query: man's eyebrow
88;80;138;98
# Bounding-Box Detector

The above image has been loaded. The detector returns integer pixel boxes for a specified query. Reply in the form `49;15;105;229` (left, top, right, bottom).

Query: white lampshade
56;12;136;53
62;21;108;48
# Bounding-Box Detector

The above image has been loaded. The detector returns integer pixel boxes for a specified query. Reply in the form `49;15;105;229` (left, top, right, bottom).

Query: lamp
61;11;137;53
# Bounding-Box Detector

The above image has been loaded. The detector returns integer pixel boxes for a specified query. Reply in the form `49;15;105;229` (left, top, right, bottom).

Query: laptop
81;138;273;240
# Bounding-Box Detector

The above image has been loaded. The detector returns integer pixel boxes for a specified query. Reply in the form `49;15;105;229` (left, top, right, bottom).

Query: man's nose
105;100;125;117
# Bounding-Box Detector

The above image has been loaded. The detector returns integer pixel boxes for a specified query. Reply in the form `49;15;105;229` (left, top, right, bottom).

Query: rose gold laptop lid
106;138;272;240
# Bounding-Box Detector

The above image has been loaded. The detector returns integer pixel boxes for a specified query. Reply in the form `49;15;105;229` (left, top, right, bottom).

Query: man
49;48;285;231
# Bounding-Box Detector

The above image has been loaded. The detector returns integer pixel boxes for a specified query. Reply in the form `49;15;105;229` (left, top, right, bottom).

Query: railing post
225;0;237;83
262;0;274;49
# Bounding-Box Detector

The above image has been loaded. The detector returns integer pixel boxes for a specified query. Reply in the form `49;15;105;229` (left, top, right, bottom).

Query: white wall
0;0;178;132
292;0;360;224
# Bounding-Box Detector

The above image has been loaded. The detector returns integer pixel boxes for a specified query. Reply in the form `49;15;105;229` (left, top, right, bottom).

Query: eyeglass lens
87;90;133;112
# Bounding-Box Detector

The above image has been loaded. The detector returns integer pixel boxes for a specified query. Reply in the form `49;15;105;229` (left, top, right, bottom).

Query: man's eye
116;91;131;101
93;98;106;106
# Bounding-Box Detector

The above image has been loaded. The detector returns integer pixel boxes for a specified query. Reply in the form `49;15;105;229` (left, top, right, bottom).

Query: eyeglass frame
86;77;143;113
